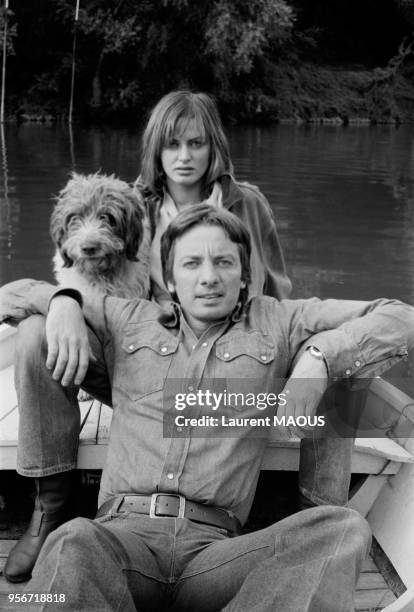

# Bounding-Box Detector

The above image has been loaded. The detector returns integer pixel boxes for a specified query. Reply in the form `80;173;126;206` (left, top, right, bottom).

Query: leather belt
96;494;241;534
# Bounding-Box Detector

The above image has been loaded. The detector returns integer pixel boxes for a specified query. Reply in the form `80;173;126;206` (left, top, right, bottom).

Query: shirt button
223;352;230;359
260;355;267;361
188;385;194;391
345;369;351;376
355;360;361;367
128;344;135;351
201;342;208;347
161;346;168;353
167;473;174;480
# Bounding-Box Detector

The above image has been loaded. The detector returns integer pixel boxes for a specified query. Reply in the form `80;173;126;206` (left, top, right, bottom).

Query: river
0;122;413;307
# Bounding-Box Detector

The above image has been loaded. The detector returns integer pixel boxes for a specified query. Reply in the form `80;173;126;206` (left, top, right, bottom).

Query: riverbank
8;61;414;126
225;61;414;125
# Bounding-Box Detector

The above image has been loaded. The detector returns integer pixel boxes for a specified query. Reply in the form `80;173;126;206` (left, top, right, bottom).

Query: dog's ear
50;202;73;268
124;193;144;261
60;251;74;268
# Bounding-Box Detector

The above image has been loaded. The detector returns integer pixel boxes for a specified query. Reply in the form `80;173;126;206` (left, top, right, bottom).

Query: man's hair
140;91;233;196
160;204;251;304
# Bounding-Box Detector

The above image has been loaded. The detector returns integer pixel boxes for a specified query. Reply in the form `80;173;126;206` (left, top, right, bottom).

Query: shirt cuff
303;329;364;379
48;288;83;311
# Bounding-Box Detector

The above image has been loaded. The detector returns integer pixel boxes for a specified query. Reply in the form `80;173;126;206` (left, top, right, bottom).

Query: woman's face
161;120;210;193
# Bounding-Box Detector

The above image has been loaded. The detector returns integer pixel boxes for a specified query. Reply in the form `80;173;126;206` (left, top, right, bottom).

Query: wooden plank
0;406;19;446
371;539;407;599
355;439;413;463
357;572;390;590
79;399;101;445
368;439;414;589
0;324;17;371
367;379;414;424
349;474;390;517
355;589;397;610
262;444;401;474
381;587;414;612
0;541;16;555
362;556;381;572
0;366;17;420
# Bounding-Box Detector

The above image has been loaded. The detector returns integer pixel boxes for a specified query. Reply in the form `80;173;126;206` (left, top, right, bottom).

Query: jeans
26;505;370;611
15;315;353;506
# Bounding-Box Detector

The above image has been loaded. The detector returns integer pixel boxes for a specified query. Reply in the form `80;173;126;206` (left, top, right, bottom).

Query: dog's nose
81;246;97;256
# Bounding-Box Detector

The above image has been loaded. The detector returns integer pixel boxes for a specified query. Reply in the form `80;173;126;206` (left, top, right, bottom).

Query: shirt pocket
215;332;275;383
116;323;179;400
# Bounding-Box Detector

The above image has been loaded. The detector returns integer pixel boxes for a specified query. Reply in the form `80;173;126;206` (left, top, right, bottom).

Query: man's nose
200;262;219;284
177;144;191;161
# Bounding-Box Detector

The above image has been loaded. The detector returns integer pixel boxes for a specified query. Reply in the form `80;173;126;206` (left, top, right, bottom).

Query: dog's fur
51;173;150;299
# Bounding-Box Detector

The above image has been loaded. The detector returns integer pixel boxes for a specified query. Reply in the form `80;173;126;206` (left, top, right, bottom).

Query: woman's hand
280;350;328;438
45;296;91;387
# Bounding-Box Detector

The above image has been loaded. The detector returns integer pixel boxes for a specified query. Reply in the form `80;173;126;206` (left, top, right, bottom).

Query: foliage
204;0;293;78
0;8;17;56
4;0;414;122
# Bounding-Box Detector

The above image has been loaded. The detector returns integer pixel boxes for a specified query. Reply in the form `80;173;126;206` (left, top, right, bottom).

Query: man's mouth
197;293;222;300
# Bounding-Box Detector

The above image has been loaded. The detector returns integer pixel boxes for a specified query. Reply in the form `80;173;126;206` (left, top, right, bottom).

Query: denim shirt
1;281;412;524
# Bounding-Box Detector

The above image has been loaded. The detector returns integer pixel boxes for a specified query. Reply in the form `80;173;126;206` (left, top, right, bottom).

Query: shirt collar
158;299;245;332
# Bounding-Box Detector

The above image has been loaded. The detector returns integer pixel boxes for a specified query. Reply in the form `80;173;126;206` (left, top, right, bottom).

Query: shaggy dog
51;172;150;299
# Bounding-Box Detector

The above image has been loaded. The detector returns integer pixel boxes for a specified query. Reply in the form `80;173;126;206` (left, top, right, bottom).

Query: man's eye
183;261;198;269
217;260;233;267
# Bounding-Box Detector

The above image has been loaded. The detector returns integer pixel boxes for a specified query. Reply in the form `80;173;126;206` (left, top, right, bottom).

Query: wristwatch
306;345;324;361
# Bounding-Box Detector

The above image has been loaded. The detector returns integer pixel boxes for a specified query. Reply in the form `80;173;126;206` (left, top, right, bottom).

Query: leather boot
4;471;75;583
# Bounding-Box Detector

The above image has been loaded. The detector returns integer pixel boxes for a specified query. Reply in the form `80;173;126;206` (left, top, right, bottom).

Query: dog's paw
78;389;93;403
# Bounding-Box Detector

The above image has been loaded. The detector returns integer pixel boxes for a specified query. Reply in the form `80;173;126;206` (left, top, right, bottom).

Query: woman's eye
166;140;179;148
190;140;203;148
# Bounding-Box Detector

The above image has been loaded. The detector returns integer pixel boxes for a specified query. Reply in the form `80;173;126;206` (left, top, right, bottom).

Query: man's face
168;224;245;335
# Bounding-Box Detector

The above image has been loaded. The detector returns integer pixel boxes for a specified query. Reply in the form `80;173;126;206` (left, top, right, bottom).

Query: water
0;123;413;306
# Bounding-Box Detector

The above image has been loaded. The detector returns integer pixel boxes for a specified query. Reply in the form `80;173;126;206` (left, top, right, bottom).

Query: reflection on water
0;123;413;307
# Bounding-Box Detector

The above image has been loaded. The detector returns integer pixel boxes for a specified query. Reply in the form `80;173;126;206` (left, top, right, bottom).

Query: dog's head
51;172;144;272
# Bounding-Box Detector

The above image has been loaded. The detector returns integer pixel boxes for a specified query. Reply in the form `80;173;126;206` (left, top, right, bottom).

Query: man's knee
41;517;101;558
303;505;371;554
16;315;47;356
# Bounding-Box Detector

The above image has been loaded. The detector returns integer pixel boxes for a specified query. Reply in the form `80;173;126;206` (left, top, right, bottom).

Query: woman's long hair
140;91;233;197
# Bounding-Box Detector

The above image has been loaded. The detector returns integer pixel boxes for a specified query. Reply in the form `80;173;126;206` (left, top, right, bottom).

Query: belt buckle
149;493;186;519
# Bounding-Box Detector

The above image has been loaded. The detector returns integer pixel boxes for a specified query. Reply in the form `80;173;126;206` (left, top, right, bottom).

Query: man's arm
276;297;414;436
0;279;104;386
0;280;77;325
280;297;414;379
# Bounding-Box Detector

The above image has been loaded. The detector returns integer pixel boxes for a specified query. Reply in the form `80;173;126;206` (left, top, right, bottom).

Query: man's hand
46;296;91;387
279;350;328;438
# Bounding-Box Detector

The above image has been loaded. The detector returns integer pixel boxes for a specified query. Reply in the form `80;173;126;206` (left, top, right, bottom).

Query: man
1;204;413;611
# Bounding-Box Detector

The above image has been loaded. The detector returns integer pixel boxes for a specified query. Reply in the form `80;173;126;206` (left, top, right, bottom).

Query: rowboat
0;322;413;611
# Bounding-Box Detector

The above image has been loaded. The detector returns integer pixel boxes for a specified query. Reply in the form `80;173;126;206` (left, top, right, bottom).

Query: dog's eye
100;213;116;226
66;214;79;226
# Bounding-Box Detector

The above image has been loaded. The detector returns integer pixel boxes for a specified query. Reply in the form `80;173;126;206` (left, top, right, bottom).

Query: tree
205;0;293;80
